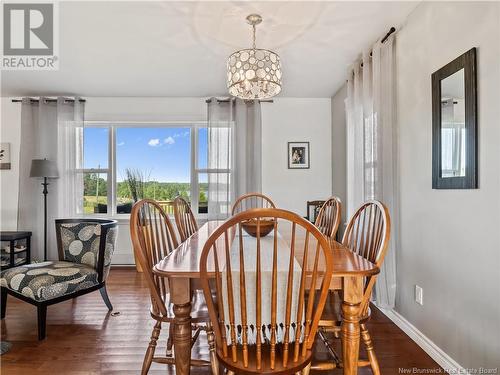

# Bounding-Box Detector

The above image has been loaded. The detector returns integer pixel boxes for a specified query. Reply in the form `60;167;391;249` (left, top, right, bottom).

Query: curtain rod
356;26;396;69
381;27;396;44
11;97;86;103
205;98;274;104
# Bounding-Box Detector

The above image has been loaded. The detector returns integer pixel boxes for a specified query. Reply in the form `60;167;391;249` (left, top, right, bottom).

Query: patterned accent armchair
1;219;117;340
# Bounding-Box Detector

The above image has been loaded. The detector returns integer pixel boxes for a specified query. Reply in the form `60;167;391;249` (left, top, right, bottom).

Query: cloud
148;138;160;147
117;141;125;146
164;136;175;145
173;130;190;138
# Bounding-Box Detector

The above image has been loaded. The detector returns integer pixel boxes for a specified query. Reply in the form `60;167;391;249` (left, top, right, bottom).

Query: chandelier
227;14;282;100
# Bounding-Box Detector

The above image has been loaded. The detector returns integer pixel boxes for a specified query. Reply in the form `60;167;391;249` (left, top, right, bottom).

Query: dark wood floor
1;268;441;374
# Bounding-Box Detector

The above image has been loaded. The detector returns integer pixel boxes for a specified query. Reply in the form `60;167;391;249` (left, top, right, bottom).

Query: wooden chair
231;192;276;215
130;199;216;374
200;208;334;375
314;197;342;240
316;200;391;374
173;196;198;242
1;219;117;340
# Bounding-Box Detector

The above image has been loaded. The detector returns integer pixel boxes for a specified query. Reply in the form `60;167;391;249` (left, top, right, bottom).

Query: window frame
81;121;209;219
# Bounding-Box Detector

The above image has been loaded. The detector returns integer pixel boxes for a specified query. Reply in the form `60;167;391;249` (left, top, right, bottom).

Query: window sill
78;213;208;223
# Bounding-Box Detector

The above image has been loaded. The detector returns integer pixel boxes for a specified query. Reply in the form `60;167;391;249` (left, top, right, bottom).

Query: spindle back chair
130;199;214;374
173;196;198;242
231;193;276;215
316;200;390;374
200;208;334;375
342;200;391;315
314;197;342;239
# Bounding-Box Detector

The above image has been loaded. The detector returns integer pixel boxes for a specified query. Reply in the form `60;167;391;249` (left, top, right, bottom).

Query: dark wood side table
0;231;32;270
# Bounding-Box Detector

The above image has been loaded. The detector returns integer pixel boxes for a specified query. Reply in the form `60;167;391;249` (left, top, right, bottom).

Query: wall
395;2;500;369
84;97;206;122
331;85;347;233
261;98;332;217
0;98;21;231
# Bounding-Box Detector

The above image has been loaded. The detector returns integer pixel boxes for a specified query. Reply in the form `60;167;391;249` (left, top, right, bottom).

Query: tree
84;173;107;196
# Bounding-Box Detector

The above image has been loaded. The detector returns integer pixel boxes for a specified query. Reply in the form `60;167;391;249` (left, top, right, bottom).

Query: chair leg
206;322;219;375
142;321;161;375
302;363;312;375
361;323;381;375
99;285;113;311
1;288;7;319
166;323;174;357
37;305;47;340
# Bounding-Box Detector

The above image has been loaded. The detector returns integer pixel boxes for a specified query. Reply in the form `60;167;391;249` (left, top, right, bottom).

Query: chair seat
151;289;210;323
217;344;313;375
0;261;99;302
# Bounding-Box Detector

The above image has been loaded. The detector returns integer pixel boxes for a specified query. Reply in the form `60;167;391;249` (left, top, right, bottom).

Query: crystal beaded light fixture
227;14;282;100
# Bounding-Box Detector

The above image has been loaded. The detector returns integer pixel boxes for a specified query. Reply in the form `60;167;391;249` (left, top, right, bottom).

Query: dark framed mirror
432;47;477;189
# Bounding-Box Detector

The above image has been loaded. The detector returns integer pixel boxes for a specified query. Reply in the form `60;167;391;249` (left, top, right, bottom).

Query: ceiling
1;1;419;98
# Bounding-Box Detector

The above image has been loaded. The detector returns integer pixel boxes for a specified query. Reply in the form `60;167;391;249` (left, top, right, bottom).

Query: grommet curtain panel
346;36;398;309
207;98;262;220
17;97;84;261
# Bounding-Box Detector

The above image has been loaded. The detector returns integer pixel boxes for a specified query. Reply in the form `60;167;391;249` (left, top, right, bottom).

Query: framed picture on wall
288;142;310;169
0;143;11;170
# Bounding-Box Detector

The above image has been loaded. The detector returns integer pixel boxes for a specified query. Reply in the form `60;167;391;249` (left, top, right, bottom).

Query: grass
83;196;108;214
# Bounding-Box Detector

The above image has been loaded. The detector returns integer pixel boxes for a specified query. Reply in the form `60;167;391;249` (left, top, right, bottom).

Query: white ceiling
1;1;419;98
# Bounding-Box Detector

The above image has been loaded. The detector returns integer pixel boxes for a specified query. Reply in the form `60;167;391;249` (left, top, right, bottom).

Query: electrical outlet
415;285;423;305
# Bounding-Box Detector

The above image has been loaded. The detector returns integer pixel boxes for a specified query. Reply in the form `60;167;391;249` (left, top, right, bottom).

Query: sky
83;126;208;182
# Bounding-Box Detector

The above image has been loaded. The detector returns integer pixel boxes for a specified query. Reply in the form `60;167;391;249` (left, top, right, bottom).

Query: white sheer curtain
57;97;84;217
17;97;84;260
207;98;262;220
346;35;398;308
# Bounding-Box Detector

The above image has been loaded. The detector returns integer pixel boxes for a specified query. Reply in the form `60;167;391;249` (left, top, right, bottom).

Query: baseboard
111;253;135;265
378;307;468;375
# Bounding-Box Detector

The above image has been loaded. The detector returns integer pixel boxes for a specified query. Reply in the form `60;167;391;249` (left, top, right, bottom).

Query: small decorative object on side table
0;231;32;270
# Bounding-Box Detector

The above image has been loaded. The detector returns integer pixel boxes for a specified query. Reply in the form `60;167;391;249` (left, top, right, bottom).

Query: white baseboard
111;253;135;265
378;307;468;375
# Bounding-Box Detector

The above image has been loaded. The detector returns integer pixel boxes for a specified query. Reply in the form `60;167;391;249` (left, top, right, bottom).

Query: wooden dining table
153;220;379;375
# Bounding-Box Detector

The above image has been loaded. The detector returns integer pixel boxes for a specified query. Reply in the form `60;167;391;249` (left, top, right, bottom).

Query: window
83;128;109;214
82;122;208;216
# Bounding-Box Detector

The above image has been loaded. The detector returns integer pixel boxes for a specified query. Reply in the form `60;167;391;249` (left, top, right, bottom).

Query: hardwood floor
1;268;441;374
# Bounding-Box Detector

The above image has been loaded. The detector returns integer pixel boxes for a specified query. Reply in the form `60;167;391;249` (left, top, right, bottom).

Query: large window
82;122;208;216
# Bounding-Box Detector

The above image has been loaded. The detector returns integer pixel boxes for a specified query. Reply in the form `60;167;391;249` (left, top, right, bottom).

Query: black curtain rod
381;27;396;44
11;98;86;103
205;98;274;104
358;26;396;68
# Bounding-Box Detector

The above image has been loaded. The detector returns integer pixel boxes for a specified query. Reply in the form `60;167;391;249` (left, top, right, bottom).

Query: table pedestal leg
170;278;192;375
342;276;363;375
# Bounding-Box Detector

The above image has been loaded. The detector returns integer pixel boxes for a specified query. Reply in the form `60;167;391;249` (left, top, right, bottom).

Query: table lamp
30;159;59;261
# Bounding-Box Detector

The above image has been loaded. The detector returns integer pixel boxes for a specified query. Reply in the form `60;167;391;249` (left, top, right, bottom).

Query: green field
83;173;207;214
83;196;109;214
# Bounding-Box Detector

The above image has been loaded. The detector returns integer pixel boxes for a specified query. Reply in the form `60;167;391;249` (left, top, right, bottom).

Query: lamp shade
30;159;59;178
227;48;282;99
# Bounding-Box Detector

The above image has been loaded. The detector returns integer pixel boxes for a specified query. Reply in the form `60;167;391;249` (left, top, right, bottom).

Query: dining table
153;220;379;375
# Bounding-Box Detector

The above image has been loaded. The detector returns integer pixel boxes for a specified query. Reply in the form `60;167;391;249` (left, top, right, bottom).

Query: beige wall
395;1;500;368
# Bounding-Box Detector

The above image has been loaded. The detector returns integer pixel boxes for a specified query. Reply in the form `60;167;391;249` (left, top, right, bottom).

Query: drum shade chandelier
227;14;282;100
